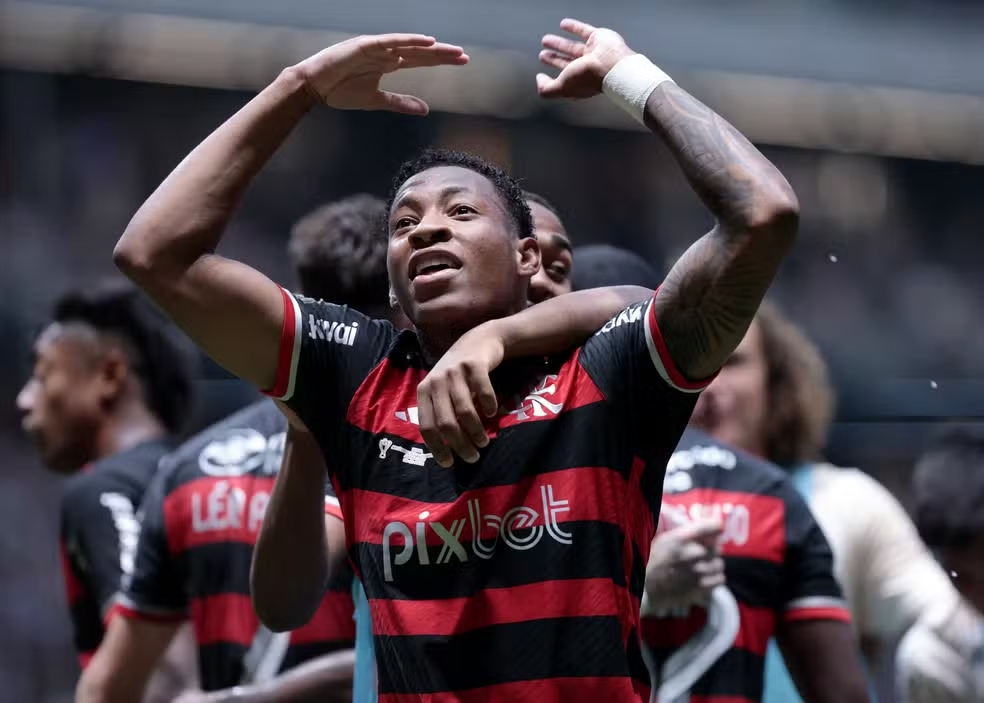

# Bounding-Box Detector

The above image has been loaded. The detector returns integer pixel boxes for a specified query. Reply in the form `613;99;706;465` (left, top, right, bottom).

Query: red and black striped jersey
642;428;851;703
60;439;173;668
265;288;711;702
114;400;355;691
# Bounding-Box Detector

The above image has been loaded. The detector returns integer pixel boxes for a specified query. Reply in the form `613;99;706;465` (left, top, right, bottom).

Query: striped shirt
268;288;710;702
114;400;355;690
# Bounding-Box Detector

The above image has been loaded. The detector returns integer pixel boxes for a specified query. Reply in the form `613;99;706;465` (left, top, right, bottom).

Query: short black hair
571;244;661;291
912;426;984;549
522;191;562;221
288;194;390;308
52;280;195;434
388;148;534;240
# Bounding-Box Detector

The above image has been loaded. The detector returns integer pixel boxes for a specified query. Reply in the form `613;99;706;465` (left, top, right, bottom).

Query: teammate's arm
417;285;651;465
252;422;348;631
77;618;195;703
538;19;798;381
113;35;466;391
775;620;870;703
775;484;870;703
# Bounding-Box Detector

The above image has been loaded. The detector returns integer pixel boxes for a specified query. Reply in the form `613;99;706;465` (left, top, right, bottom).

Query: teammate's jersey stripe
264;287;302;401
661;488;787;564
163;474;277;554
643;601;775;658
369;577;627;637
785;605;851;623
111;598;186;623
644;294;716;393
324;495;342;521
377;676;648;703
291;590;357;644
59;542;86;606
191;593;259;646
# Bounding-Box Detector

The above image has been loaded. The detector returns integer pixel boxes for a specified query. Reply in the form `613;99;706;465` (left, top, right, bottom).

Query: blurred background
2;0;983;699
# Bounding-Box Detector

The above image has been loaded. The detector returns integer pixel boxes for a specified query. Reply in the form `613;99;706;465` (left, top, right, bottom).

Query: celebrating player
16;282;197;700
688;299;960;702
78;195;401;703
114;18;798;700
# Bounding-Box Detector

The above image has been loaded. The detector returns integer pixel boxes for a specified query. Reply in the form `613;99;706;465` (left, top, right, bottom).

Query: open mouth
409;251;462;281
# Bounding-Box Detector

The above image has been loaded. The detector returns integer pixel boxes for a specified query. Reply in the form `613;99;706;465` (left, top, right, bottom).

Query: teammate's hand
290;34;469;116
644;516;726;612
536;18;636;99
417;325;505;468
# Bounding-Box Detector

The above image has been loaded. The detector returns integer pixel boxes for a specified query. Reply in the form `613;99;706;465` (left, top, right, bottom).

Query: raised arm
538;19;798;380
114;35;467;390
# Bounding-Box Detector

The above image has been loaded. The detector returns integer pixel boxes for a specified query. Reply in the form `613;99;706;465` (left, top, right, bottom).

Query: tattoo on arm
644;83;799;380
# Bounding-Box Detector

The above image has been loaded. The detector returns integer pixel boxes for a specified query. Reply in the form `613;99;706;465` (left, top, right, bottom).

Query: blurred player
77;195;395;703
896;427;984;703
575;245;869;703
16;282;197;700
115;18;798;699
688;299;961;702
524;191;574;303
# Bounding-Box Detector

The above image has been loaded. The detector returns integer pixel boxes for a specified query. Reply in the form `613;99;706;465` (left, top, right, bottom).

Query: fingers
416;384;452;467
368;33;439;50
559;18;598;40
417;371;484;467
536;72;565;98
538;50;571;72
374;91;430;116
394;44;470;69
667;517;724;546
463;364;498;420
541;34;584;60
447;375;487;460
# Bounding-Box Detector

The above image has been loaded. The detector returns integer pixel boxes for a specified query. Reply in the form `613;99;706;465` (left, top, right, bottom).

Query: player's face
388;166;540;335
939;542;984;616
691;320;769;458
527;202;573;304
16;325;105;473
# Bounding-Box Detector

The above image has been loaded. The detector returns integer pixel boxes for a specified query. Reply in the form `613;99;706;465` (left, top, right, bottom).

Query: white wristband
602;54;674;124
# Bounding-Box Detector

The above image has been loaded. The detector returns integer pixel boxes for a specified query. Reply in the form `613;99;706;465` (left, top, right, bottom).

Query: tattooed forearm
643;82;799;381
644;82;796;231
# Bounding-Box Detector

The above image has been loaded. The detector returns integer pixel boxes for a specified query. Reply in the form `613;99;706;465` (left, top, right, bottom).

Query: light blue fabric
763;463;878;703
352;578;377;703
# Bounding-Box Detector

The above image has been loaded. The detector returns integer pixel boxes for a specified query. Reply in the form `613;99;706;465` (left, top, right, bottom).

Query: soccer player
896;428;984;703
688;300;961;702
114;19;799;700
16;282;197;700
573;245;870;703
525;191;574;303
78;195;400;703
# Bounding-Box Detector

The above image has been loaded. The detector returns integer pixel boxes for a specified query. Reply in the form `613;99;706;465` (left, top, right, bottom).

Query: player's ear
516;237;540;279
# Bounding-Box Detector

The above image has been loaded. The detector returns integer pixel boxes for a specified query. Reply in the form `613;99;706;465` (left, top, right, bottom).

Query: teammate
896;427;984;702
114;19;798;700
525;191;574;302
77;195;399;702
16;282;197;700
573;244;870;703
687;299;962;702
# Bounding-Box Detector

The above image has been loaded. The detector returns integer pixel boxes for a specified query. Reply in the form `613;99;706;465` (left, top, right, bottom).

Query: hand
171;690;212;703
644;516;726;613
417;324;505;467
537;18;636;99
291;34;469;115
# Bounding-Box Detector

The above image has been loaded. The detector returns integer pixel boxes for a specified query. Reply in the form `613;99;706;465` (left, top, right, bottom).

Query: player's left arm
171;649;355;703
775;485;870;703
538;18;799;381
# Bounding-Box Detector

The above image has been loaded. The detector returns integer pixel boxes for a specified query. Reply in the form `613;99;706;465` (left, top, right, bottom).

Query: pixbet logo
381;485;572;582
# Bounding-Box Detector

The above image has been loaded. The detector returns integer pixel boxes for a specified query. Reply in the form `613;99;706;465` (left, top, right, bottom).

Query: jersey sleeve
324;473;342;521
114;461;187;621
577;292;717;424
61;478;141;615
778;482;852;623
263;288;397;433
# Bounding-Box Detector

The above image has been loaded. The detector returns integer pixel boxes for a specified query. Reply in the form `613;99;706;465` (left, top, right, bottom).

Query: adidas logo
394;407;419;425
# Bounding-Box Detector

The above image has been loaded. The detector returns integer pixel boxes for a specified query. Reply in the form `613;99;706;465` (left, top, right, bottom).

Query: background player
573;244;870;703
16;282;197;701
77;195;398;703
525;191;574;303
896;427;984;702
114;17;799;699
688;299;962;701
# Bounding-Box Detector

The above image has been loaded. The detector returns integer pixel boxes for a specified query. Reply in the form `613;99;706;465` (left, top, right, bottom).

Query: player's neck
94;405;168;461
416;301;525;367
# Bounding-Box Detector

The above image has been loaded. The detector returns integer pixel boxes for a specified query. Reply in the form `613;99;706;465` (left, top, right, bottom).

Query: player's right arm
113;35;466;391
252;424;348;632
